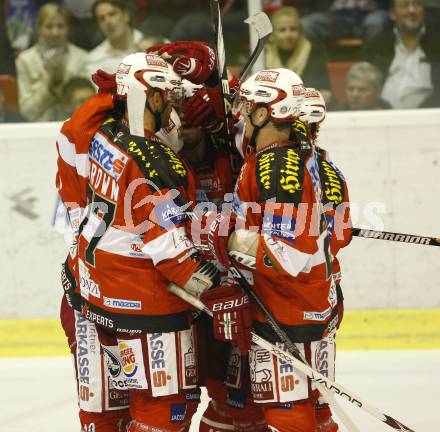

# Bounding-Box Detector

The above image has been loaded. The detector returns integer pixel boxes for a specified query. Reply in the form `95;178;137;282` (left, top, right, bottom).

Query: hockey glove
92;69;116;93
148;41;218;86
191;211;235;267
201;284;252;354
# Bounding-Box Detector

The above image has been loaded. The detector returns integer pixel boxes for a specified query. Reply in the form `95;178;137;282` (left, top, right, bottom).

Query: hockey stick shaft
228;258;359;432
168;283;415;432
353;227;440;247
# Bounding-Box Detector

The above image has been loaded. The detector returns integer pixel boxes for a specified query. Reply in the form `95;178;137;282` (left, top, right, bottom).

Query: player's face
38;13;68;48
346;78;379;110
95;3;130;42
272;15;301;51
392;0;424;34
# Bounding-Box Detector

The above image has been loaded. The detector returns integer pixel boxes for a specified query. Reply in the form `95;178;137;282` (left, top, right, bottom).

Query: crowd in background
0;0;439;123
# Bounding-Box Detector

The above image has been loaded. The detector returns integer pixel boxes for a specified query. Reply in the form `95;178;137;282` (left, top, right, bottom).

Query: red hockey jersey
56;94;201;333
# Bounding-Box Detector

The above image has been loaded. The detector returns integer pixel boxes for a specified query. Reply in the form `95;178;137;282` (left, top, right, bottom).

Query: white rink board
0;109;439;318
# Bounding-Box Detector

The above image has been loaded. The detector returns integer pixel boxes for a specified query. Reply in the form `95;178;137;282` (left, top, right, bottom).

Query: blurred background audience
336;61;391;110
364;0;440;108
265;6;332;103
61;76;95;117
0;87;26;122
0;0;438;123
85;0;142;79
16;3;87;121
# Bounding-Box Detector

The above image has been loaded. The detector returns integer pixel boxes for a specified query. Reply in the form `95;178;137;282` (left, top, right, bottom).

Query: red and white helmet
115;52;182;136
299;87;326;124
235;68;305;122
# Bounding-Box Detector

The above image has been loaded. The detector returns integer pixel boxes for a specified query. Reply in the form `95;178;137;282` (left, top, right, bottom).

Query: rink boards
1;308;439;357
0;110;440;356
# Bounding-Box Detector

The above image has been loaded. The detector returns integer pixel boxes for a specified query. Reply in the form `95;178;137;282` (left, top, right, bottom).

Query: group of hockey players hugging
56;39;351;432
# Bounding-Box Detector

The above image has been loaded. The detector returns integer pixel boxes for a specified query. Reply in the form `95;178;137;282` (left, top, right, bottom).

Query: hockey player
176;93;269;432
203;67;342;432
299;88;352;432
56;52;245;432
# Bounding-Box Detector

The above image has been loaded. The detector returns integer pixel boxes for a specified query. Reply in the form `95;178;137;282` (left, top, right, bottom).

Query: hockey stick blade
353;228;440;247
168;284;416;432
239;12;272;82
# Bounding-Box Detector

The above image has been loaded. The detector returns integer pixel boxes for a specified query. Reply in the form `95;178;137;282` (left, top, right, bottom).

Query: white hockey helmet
115;52;182;136
235;68;305;122
299;87;326;125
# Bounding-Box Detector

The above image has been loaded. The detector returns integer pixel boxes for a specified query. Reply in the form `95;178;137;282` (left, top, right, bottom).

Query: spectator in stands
301;0;390;42
62;77;95;117
61;0;103;50
136;33;166;52
336;61;391;109
16;3;88;122
364;0;440;108
265;6;332;102
0;87;26;122
85;0;143;77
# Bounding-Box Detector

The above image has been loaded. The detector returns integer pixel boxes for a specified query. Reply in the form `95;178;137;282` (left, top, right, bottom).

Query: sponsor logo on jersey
149;333;169;388
255;71;279;83
250;349;274;401
315;339;330;378
321;160;343;205
103;296;142;310
79;259;101;299
257;151;276;191
103;346;129;391
154;199;188;229
159;143;187;177
119;342;138;377
280;148;302;194
90;134;128;179
262;214;296;245
303;308;331;321
276;342;297;393
170;403;187;422
76;314;95;402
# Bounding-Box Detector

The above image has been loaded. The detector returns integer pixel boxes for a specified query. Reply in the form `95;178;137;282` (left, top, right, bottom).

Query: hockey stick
228;256;360;432
353;227;440;247
168;283;416;432
239;12;272;82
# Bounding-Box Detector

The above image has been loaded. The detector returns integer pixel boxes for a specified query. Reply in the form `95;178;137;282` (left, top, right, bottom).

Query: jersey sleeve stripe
142;226;196;265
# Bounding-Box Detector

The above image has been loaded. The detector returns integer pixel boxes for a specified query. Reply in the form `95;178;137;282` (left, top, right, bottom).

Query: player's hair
347;62;384;90
36;3;70;29
92;0;129;20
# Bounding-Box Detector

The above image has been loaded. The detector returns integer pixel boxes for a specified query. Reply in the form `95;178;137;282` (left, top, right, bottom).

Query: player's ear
252;106;269;127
